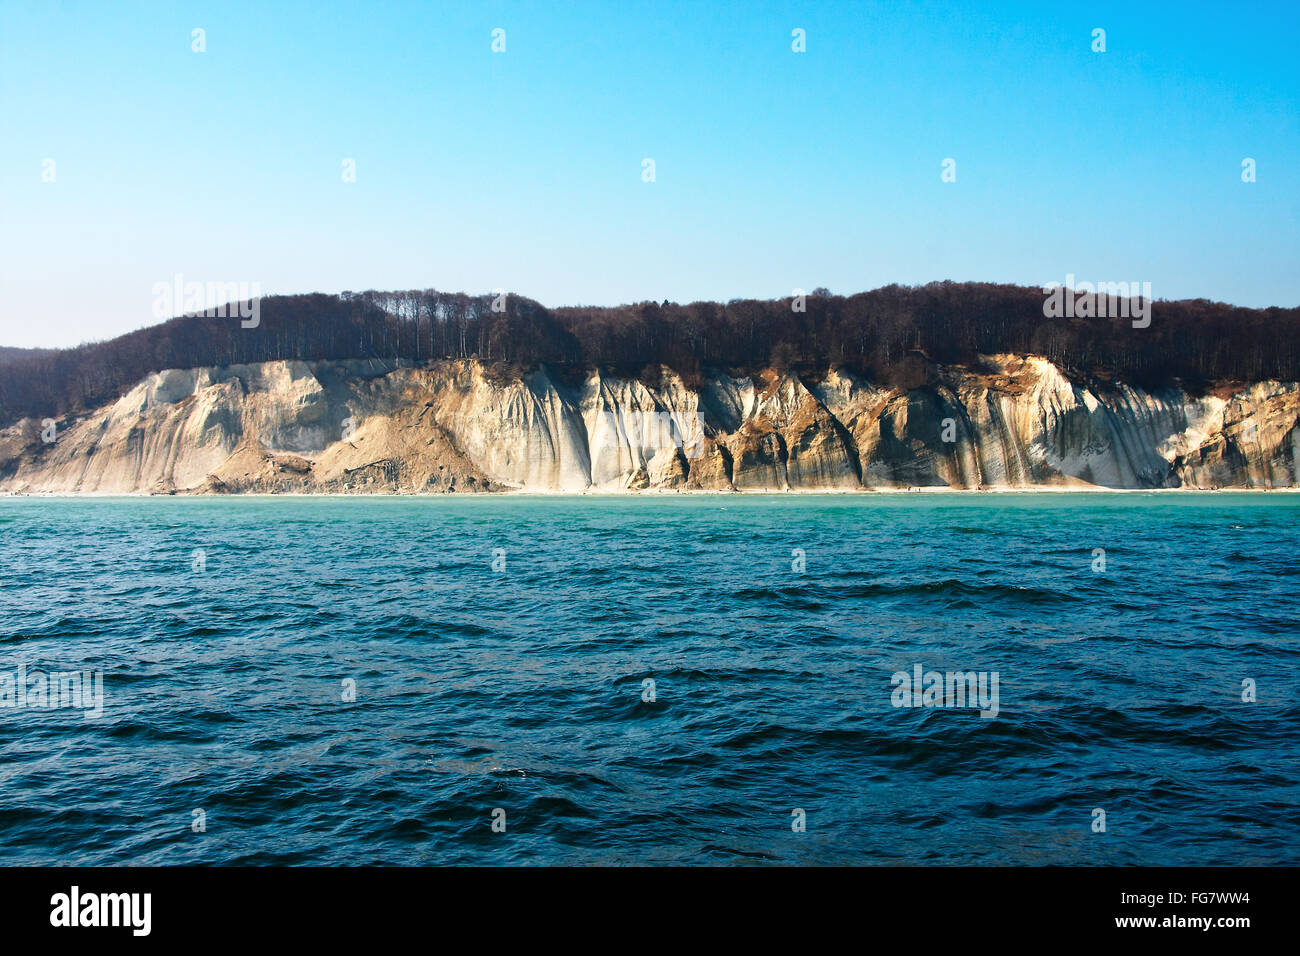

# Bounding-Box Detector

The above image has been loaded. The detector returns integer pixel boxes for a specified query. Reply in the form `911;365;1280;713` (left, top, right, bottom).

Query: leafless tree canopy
2;282;1296;425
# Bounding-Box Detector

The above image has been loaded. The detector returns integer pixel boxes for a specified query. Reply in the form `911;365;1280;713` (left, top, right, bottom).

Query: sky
0;0;1297;349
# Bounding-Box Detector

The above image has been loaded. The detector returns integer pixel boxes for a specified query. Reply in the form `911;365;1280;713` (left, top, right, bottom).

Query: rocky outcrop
1;356;1296;493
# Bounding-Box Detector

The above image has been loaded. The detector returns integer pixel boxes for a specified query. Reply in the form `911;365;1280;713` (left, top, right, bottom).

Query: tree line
2;282;1297;425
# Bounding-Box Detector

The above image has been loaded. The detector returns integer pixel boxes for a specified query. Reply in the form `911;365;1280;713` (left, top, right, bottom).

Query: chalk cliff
1;356;1296;493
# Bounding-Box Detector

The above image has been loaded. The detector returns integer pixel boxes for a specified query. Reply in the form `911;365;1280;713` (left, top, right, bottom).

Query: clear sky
1;0;1296;348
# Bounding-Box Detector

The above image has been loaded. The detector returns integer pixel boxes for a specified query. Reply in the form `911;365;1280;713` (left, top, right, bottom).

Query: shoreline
3;486;1299;499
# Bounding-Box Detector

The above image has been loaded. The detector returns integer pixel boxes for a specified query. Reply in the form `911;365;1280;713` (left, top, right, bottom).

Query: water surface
1;493;1297;865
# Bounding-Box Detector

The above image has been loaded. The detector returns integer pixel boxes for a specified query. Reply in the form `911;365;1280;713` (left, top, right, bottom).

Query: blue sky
1;0;1296;348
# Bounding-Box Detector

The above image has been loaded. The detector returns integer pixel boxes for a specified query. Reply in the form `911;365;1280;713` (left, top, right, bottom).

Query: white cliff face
1;356;1296;493
576;370;707;490
430;364;591;491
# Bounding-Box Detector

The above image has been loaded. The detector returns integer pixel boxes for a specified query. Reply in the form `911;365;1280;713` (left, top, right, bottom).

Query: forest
1;282;1297;425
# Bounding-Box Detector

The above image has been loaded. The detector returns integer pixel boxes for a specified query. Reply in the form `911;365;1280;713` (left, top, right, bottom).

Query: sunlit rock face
1;356;1296;493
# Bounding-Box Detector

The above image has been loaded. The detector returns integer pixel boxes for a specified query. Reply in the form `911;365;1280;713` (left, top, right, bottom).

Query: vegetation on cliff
2;282;1297;424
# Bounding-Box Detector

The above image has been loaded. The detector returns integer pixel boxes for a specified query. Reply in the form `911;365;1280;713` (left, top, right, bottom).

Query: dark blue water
1;493;1297;865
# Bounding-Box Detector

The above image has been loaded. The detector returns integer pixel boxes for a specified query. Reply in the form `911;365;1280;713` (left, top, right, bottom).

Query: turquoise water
1;493;1297;864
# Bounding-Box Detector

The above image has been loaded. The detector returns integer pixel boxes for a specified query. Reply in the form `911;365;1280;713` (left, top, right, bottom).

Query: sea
1;493;1296;865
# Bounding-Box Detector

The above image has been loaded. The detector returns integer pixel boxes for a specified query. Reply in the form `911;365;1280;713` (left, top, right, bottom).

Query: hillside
2;283;1298;428
2;355;1296;494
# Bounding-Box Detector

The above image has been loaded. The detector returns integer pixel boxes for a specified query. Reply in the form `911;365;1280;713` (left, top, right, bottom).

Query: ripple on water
0;493;1296;865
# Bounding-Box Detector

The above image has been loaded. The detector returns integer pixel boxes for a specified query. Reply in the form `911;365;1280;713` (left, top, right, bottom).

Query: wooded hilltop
2;282;1297;425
